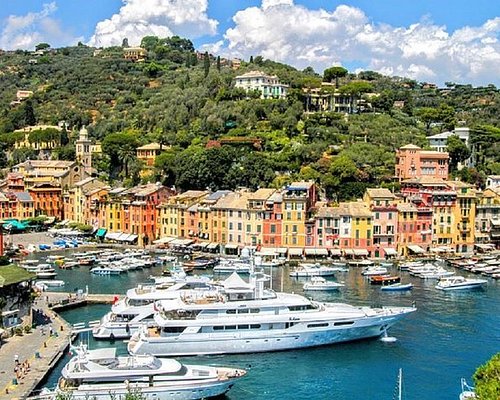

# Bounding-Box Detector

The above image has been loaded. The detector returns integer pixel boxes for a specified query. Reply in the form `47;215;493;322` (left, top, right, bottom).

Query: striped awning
384;248;398;256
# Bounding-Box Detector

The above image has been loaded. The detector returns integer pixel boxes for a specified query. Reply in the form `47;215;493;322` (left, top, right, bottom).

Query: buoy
380;329;397;343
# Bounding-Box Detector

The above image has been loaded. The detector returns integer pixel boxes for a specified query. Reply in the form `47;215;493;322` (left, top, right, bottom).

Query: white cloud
88;0;218;48
209;0;500;86
0;2;83;50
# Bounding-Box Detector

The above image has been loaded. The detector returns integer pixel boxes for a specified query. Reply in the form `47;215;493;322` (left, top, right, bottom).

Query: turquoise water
35;251;500;400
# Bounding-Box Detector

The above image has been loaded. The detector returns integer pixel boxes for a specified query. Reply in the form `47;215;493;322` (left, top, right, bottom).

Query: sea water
36;252;499;400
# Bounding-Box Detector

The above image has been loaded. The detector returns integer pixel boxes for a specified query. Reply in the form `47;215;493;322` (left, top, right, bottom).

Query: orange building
395;144;449;181
28;182;63;219
262;191;283;247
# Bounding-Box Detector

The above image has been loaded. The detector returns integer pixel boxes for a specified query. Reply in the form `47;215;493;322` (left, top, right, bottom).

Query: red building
262;191;283;247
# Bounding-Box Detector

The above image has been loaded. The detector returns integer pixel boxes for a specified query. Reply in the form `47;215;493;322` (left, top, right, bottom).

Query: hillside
0;38;499;199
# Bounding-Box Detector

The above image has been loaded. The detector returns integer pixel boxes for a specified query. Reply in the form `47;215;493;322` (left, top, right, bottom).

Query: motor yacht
90;265;123;275
93;277;215;339
128;272;416;356
435;276;487;291
47;344;245;400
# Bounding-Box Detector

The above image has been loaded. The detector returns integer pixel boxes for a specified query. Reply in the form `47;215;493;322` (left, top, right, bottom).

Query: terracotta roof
248;188;276;201
366;188;396;199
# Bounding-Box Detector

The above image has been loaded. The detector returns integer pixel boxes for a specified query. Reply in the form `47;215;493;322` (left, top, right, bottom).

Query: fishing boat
46;343;245;400
370;275;400;285
381;283;413;292
303;277;344;291
435;276;487;291
128;272;416;356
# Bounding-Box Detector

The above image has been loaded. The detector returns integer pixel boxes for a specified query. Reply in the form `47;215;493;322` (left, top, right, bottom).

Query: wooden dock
47;293;118;311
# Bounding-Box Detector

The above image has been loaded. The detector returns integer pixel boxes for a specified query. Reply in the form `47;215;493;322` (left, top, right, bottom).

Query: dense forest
0;37;499;200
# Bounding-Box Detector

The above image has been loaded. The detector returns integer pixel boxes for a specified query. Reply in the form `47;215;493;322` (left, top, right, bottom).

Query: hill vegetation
0;37;499;199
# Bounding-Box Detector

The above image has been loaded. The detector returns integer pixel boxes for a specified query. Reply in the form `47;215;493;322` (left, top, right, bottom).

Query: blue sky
1;0;499;85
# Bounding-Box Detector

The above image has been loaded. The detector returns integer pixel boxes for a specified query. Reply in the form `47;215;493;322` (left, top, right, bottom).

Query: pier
0;292;117;400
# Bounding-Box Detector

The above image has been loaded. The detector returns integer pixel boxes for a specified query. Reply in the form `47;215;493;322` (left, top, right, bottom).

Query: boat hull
56;378;238;400
128;311;411;356
436;283;485;291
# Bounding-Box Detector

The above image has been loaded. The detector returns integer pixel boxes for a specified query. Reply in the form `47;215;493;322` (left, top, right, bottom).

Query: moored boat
381;283;413;292
370;275;400;285
128;272;416;356
303;277;344;291
435;276;487;291
459;378;477;399
46;344;245;400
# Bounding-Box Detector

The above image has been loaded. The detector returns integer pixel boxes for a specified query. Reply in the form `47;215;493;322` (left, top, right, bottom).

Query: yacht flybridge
93;276;215;339
48;344;245;400
128;271;416;356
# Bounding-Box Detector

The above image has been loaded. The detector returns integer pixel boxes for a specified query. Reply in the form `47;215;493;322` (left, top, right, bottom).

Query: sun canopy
353;249;369;257
384;248;398;256
224;244;239;250
153;236;175;245
329;248;341;256
95;228;107;238
304;248;329;256
288;248;303;257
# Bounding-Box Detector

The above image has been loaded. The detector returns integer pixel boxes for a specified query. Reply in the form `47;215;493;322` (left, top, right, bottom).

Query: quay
0;292;117;400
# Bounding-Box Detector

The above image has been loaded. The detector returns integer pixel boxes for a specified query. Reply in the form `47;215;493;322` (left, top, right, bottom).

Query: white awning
206;243;219;250
116;233;130;241
153;236;175;244
407;244;425;254
122;234;138;242
169;238;193;246
224;244;239;250
105;231;122;240
475;243;495;250
304;248;329;256
329;248;341;256
288;248;303;256
276;247;288;254
384;248;398;256
258;247;278;256
197;242;210;248
353;249;369;257
343;249;354;255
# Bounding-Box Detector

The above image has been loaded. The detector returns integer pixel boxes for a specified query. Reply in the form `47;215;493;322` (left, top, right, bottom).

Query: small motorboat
459;378;477;399
36;279;65;287
90;265;123;275
381;283;414;291
303;277;345;291
362;266;388;276
435;276;487;291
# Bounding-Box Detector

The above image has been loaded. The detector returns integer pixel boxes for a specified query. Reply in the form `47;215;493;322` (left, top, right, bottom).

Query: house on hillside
234;71;288;99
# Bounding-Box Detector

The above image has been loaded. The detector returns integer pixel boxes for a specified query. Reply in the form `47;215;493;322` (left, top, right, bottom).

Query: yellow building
244;189;276;246
446;181;476;253
157;191;209;239
12;160;86;189
281;182;316;248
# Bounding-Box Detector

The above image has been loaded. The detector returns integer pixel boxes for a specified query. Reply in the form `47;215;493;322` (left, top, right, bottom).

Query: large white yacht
48;344;245;400
128;272;416;356
93;277;215;339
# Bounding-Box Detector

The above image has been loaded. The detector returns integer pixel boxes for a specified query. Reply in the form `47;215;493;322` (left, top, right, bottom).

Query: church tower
76;126;92;176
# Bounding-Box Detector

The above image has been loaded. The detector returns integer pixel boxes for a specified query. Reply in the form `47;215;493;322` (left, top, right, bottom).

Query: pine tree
216;56;221;72
203;51;210;78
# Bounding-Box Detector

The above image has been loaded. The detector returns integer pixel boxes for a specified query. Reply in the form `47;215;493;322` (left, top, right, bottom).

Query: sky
1;0;499;86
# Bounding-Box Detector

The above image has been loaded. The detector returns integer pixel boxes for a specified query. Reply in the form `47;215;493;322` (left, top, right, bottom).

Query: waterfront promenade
0;295;71;400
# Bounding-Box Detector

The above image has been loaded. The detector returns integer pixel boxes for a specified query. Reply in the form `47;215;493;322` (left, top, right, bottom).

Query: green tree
140;36;159;51
447;135;471;170
323;66;348;88
474;353;500;400
23;99;37;126
122;38;129;47
216;56;221;72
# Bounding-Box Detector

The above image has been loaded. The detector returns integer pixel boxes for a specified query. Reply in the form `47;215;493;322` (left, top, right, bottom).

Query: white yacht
361;266;388;276
303;277;344;291
213;260;251;274
289;263;338;277
128;272;416;356
48;344;245;400
93;277;215;339
90;265;123;275
436;276;487;291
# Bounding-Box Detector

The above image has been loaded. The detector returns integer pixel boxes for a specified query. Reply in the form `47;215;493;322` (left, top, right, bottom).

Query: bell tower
76;126;92;176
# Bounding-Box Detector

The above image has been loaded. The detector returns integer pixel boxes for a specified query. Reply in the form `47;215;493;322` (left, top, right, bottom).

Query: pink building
395;144;449;181
363;188;398;259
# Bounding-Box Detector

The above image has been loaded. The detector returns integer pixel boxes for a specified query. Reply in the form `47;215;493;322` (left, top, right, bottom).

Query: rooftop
366;188;396;199
137;142;163;151
0;265;35;286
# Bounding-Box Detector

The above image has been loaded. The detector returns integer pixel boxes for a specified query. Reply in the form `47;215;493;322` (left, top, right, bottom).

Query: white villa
234;70;288;99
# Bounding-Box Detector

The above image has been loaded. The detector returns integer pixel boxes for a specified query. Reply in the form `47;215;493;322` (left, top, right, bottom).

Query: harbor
0;246;497;399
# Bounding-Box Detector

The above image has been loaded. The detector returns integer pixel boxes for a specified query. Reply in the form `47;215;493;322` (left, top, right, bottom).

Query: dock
0;292;117;399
